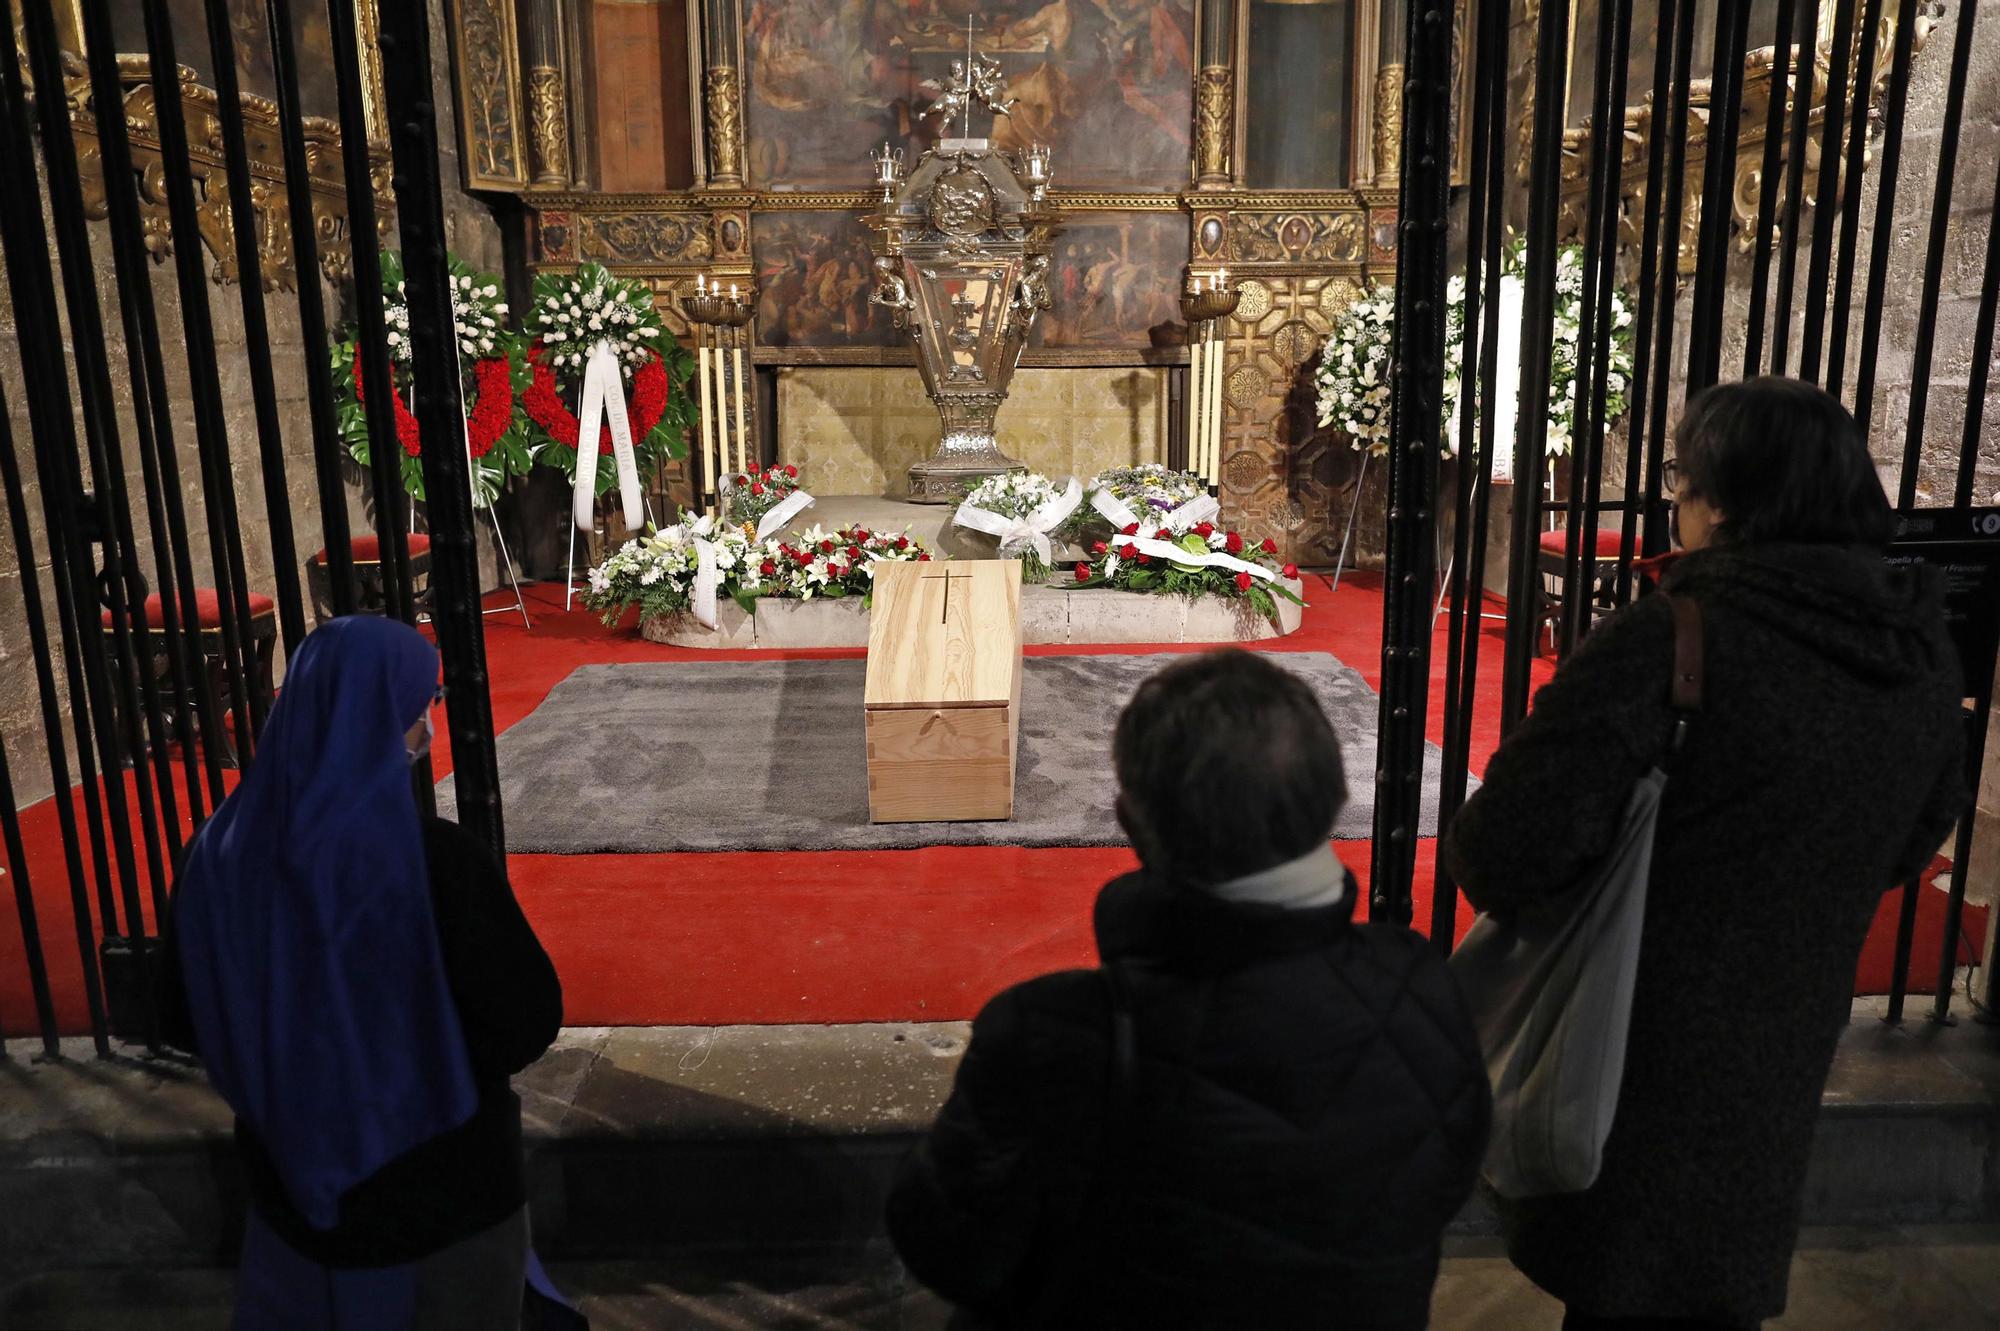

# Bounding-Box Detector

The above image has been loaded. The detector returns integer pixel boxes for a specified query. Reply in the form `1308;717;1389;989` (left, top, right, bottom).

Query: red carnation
1074;562;1091;582
1154;527;1172;540
1225;530;1245;554
820;539;836;554
784;464;798;478
736;474;749;486
1091;541;1108;555
917;552;932;562
1120;522;1140;536
1260;537;1278;554
1137;554;1153;566
1195;522;1215;538
827;563;845;578
759;560;777;577
1235;571;1254;592
751;482;766;496
1282;563;1299;579
846;546;862;562
895;535;910;550
854;529;871;542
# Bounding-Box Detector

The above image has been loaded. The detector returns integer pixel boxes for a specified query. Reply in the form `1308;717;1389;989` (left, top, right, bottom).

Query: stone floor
5;1226;1998;1329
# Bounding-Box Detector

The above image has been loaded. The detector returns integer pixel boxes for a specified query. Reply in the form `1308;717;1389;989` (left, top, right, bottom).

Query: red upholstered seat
316;533;433;564
1538;527;1625;559
102;590;276;630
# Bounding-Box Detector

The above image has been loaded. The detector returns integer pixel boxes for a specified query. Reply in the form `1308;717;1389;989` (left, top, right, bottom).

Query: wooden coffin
864;559;1023;823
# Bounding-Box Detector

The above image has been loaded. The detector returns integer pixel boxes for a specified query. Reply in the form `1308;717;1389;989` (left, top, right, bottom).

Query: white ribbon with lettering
953;476;1084;565
1107;533;1279;584
572;339;644;534
753;489;816;543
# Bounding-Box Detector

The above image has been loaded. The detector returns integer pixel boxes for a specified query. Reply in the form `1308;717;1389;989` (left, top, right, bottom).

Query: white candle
732;335;749;478
698;273;707;295
696;327;717;514
730;284;739;301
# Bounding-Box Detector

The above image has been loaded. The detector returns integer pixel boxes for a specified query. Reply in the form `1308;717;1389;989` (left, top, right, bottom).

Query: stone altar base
641;576;1306;649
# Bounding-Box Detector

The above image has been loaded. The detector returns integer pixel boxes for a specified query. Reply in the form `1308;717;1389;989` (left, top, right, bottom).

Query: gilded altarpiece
447;0;1463;564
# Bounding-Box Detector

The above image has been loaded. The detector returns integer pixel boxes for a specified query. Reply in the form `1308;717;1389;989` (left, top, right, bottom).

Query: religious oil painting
744;0;1195;191
105;0;344;123
754;211;899;349
1032;214;1188;349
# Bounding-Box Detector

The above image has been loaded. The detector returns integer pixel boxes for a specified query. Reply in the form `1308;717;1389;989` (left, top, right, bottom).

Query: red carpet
0;576;1983;1034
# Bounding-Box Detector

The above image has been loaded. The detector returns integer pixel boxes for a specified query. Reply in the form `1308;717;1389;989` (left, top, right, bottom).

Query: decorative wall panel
753;210;896;348
451;0;530;189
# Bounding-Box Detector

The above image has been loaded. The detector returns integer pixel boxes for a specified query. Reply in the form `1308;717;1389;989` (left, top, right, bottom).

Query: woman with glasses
1446;377;1966;1331
157;615;564;1330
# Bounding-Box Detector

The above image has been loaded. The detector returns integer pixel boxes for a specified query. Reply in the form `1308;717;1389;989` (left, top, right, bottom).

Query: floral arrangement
1314;288;1398;456
522;261;696;496
330;251;534;505
724;463;804;530
1315;242;1636;461
747;525;929;603
1085;464;1208;517
958;471;1074;581
1072;519;1304;622
583;521;929;626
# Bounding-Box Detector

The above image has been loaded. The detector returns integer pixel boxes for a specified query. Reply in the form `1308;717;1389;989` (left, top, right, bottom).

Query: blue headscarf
174;616;479;1231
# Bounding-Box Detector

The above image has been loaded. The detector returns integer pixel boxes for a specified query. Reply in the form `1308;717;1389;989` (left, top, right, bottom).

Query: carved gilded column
701;0;744;187
1195;0;1237;188
1373;0;1406;187
521;0;570;186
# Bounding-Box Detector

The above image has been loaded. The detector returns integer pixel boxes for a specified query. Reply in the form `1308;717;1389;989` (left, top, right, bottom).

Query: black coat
888;870;1492;1330
1445;543;1967;1327
159;814;563;1267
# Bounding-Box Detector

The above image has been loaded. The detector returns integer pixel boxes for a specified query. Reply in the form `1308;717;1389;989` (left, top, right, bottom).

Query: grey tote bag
1449;596;1702;1200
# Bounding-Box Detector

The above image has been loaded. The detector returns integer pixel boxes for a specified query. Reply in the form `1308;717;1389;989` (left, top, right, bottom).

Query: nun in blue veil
157;615;574;1330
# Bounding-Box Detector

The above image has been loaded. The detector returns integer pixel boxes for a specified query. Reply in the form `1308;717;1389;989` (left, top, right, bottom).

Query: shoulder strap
1667;594;1703;751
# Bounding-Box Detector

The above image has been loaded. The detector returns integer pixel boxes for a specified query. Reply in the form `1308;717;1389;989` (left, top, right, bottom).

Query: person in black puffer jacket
888;649;1492;1330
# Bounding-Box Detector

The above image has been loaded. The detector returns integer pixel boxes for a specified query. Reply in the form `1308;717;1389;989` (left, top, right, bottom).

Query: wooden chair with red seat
1534;526;1625;651
306;533;433;624
100;586;278;767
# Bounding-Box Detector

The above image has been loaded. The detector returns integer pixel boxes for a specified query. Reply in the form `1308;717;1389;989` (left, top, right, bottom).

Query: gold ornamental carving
451;0;527;189
527;65;570;185
1195;64;1233;183
59;53;388;290
1230;211;1366;264
1374;63;1405;187
705;65;745;185
1233;279;1274;322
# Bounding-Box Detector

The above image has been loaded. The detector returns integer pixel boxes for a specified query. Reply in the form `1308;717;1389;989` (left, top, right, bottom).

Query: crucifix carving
923;566;969;624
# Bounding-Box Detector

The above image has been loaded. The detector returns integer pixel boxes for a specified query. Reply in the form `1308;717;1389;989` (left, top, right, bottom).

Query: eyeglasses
1662;458;1681;495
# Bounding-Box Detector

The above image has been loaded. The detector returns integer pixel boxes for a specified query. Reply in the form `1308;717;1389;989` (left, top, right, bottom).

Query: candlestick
1203;327;1225;489
1185;320;1204;482
696;324;718;514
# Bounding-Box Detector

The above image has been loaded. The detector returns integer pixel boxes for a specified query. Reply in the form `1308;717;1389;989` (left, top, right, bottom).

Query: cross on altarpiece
923;567;969;624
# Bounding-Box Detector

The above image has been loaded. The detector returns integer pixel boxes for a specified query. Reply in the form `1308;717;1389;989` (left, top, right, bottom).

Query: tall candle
695;325;717;513
1204;328;1225;488
732;331;750;478
1185;320;1205;482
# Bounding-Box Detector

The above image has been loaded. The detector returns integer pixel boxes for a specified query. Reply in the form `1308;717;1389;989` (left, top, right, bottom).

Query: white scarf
1204;840;1347;910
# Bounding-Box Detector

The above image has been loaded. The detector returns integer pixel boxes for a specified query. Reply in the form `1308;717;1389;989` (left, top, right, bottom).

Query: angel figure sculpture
869;256;917;329
1009;254;1051;334
920;59;973;132
921;49;1015;137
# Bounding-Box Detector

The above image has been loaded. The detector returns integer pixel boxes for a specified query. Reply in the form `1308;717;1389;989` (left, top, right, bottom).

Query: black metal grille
0;2;502;1058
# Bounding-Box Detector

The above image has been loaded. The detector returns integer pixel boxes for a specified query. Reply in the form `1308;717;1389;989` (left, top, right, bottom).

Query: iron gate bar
1500;0;1574;731
328;0;418;627
1770;0;1821;376
76;0;222;827
267;0;358;621
1744;0;1803;377
1639;0;1699;564
1559;0;1637;659
1614;0;1686;607
142;0;265;753
375;0;510;861
20;0;179;922
1825;0;1886;389
1428;0;1512;952
1569;0;1637;655
0;23;149;948
1933;697;1995;1022
1687;0;1753;395
0;730;58;1057
1799;0;1861;384
200;0;310;659
1955;147;2000;509
0;382;111;1057
1886;868;1924;1020
1370;0;1455;923
1896;0;1982;508
1853;0;1923;434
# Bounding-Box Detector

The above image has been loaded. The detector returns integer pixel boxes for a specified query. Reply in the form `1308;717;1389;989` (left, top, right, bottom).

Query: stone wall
0;0;505;809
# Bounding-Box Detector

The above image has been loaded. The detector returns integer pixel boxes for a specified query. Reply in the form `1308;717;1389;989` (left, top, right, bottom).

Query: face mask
407;713;434;767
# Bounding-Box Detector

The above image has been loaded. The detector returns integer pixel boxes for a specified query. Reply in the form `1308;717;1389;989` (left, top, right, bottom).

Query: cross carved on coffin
922;566;969;624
